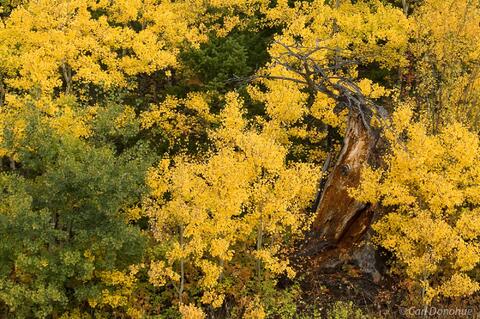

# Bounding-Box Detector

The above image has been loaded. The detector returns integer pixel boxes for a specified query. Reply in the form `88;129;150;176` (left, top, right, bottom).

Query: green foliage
259;281;300;319
0;114;152;317
0;0;24;18
181;30;272;93
327;301;370;319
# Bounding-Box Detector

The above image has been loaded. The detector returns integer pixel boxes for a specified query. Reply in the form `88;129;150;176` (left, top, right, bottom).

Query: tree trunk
262;41;386;268
303;111;382;274
312;112;377;247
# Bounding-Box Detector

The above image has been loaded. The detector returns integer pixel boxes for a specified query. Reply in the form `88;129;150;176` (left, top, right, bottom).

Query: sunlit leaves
354;107;480;303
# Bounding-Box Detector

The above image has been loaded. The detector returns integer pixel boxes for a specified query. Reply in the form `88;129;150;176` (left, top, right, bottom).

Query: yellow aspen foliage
141;92;216;146
410;0;480;130
353;106;480;303
49;106;92;138
247;68;308;126
247;0;408;163
144;92;318;308
356;79;390;99
268;0;411;68
0;110;27;159
114;106;136;130
0;96;94;160
58;309;92;319
0;0;271;101
179;303;206;319
243;298;266;319
311;92;347;130
0;0;173;94
89;266;144;318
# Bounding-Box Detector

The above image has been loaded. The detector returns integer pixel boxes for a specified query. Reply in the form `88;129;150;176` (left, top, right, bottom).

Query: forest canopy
1;0;480;318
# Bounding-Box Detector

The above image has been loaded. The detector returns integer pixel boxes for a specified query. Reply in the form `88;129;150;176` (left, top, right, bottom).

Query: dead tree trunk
298;110;382;273
257;42;388;268
312;112;376;248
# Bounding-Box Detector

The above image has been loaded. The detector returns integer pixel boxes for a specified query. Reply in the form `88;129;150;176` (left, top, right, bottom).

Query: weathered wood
312;112;377;247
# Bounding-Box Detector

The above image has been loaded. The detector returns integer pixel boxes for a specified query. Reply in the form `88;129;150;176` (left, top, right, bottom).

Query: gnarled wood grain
312;113;376;247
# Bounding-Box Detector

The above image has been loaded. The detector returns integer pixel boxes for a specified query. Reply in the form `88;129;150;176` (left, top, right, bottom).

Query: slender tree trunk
61;61;72;95
256;217;263;288
9;158;15;170
0;78;5;107
179;225;185;303
402;0;409;15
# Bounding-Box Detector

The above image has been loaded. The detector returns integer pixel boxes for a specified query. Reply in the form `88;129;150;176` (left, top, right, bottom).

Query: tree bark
312;112;376;248
299;109;384;277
